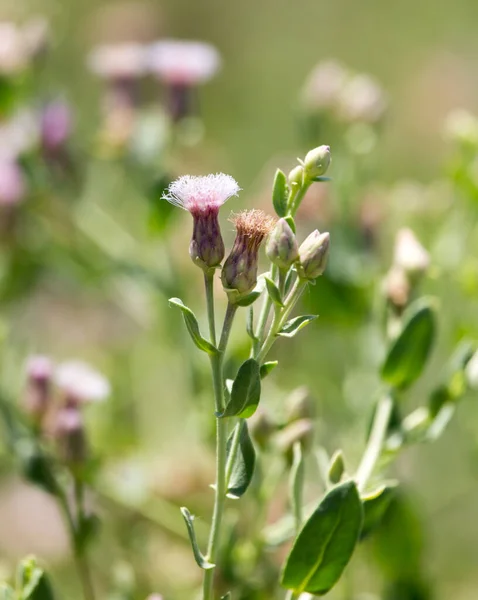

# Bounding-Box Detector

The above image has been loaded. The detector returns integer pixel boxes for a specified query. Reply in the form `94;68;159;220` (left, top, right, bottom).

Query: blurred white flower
55;360;110;402
393;228;430;275
88;43;147;79
0;109;39;162
0;22;29;74
147;39;221;85
338;74;386;124
164;173;240;214
465;351;478;390
443;109;478;147
301;59;348;110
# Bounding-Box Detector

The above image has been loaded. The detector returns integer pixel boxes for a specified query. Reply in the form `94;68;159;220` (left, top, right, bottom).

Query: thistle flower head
164;173;240;215
147;40;221;86
54;360;110;404
23;355;53;423
297;230;330;280
221;209;275;298
26;355;53;382
301;59;348;111
41;100;72;153
54;403;87;464
338;74;386;125
164;174;240;271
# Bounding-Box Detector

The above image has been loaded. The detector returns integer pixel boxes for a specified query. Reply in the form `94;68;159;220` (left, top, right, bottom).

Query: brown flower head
221;209;275;298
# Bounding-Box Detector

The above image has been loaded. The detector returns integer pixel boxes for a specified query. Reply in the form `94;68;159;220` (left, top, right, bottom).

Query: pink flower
147;39;221;86
54;360;110;403
0;161;25;206
164;173;240;271
41;100;72;152
26;355;53;382
88;43;147;80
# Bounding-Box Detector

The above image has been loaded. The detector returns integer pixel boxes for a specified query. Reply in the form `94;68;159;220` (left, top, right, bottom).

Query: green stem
256;279;307;364
253;264;278;355
204;272;217;347
202;297;237;600
58;482;96;600
355;394;394;493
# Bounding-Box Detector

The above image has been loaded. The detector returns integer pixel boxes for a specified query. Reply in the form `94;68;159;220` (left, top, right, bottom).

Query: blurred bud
266;218;299;270
22;355;53;424
164;174;240;271
288;165;304;188
465;350;478;390
301;60;348;112
285;386;315;423
393;228;430;277
221;210;275;298
338;74;386;125
275;418;314;461
297;230;330;280
444;109;478;148
303;145;331;180
41;100;72;154
88;43;147;81
383;266;410;310
54;403;87;465
328;450;345;484
55;360;110;404
249;409;275;450
0;161;25;206
0;22;29;75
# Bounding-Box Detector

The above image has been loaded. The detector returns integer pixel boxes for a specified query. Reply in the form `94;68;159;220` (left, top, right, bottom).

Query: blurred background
0;0;478;598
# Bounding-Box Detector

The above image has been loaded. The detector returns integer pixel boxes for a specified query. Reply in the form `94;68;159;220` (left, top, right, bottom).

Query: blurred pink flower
88;43;147;80
55;360;110;403
0;161;25;206
0;22;29;74
41;100;72;153
147;39;221;86
26;355;53;382
301;59;348;111
393;228;430;275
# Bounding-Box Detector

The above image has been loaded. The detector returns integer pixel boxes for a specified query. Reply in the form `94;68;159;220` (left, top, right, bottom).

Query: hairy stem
355;394;394;493
202;290;237;600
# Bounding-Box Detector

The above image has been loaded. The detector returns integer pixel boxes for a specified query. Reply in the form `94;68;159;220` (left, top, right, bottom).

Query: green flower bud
266;218;299;270
297;230;330;280
303;145;331;180
249;409;276;450
189;209;225;271
221;210;275;300
288;164;304;188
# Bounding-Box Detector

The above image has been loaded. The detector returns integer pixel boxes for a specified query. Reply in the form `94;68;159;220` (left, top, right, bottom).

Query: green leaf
328;450;345;485
381;299;436;390
281;481;363;595
260;361;278;379
361;483;397;539
278;315;318;338
289;442;305;530
246;306;257;341
220;359;261;418
311;176;332;182
426;403;455;441
17;556;55;600
17;442;59;496
169;298;217;355
265;277;284;307
272;169;288;217
235;290;262;307
226;420;256;498
180;507;215;570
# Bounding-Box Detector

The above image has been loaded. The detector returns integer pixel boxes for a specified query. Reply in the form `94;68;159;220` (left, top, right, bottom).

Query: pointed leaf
226;420;256;498
260;361;278;379
281;481;363;595
169;298;217;355
360;482;397;539
220;359;261;418
265;277;284;307
272;169;288;217
381;299;436;389
180;507;215;570
17;556;54;600
246;306;257;341
278;315;318;338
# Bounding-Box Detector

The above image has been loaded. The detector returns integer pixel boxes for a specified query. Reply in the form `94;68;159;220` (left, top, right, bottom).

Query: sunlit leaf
226;420;256;498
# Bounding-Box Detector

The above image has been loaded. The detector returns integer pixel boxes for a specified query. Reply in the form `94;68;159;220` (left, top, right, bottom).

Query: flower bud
288;165;304;188
303;145;331;180
393;228;430;278
266;218;299;270
54;403;87;465
221;210;275;299
22;355;53;424
383;266;410;310
297;230;330;280
275;418;314;463
284;386;315;423
189;208;225;270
